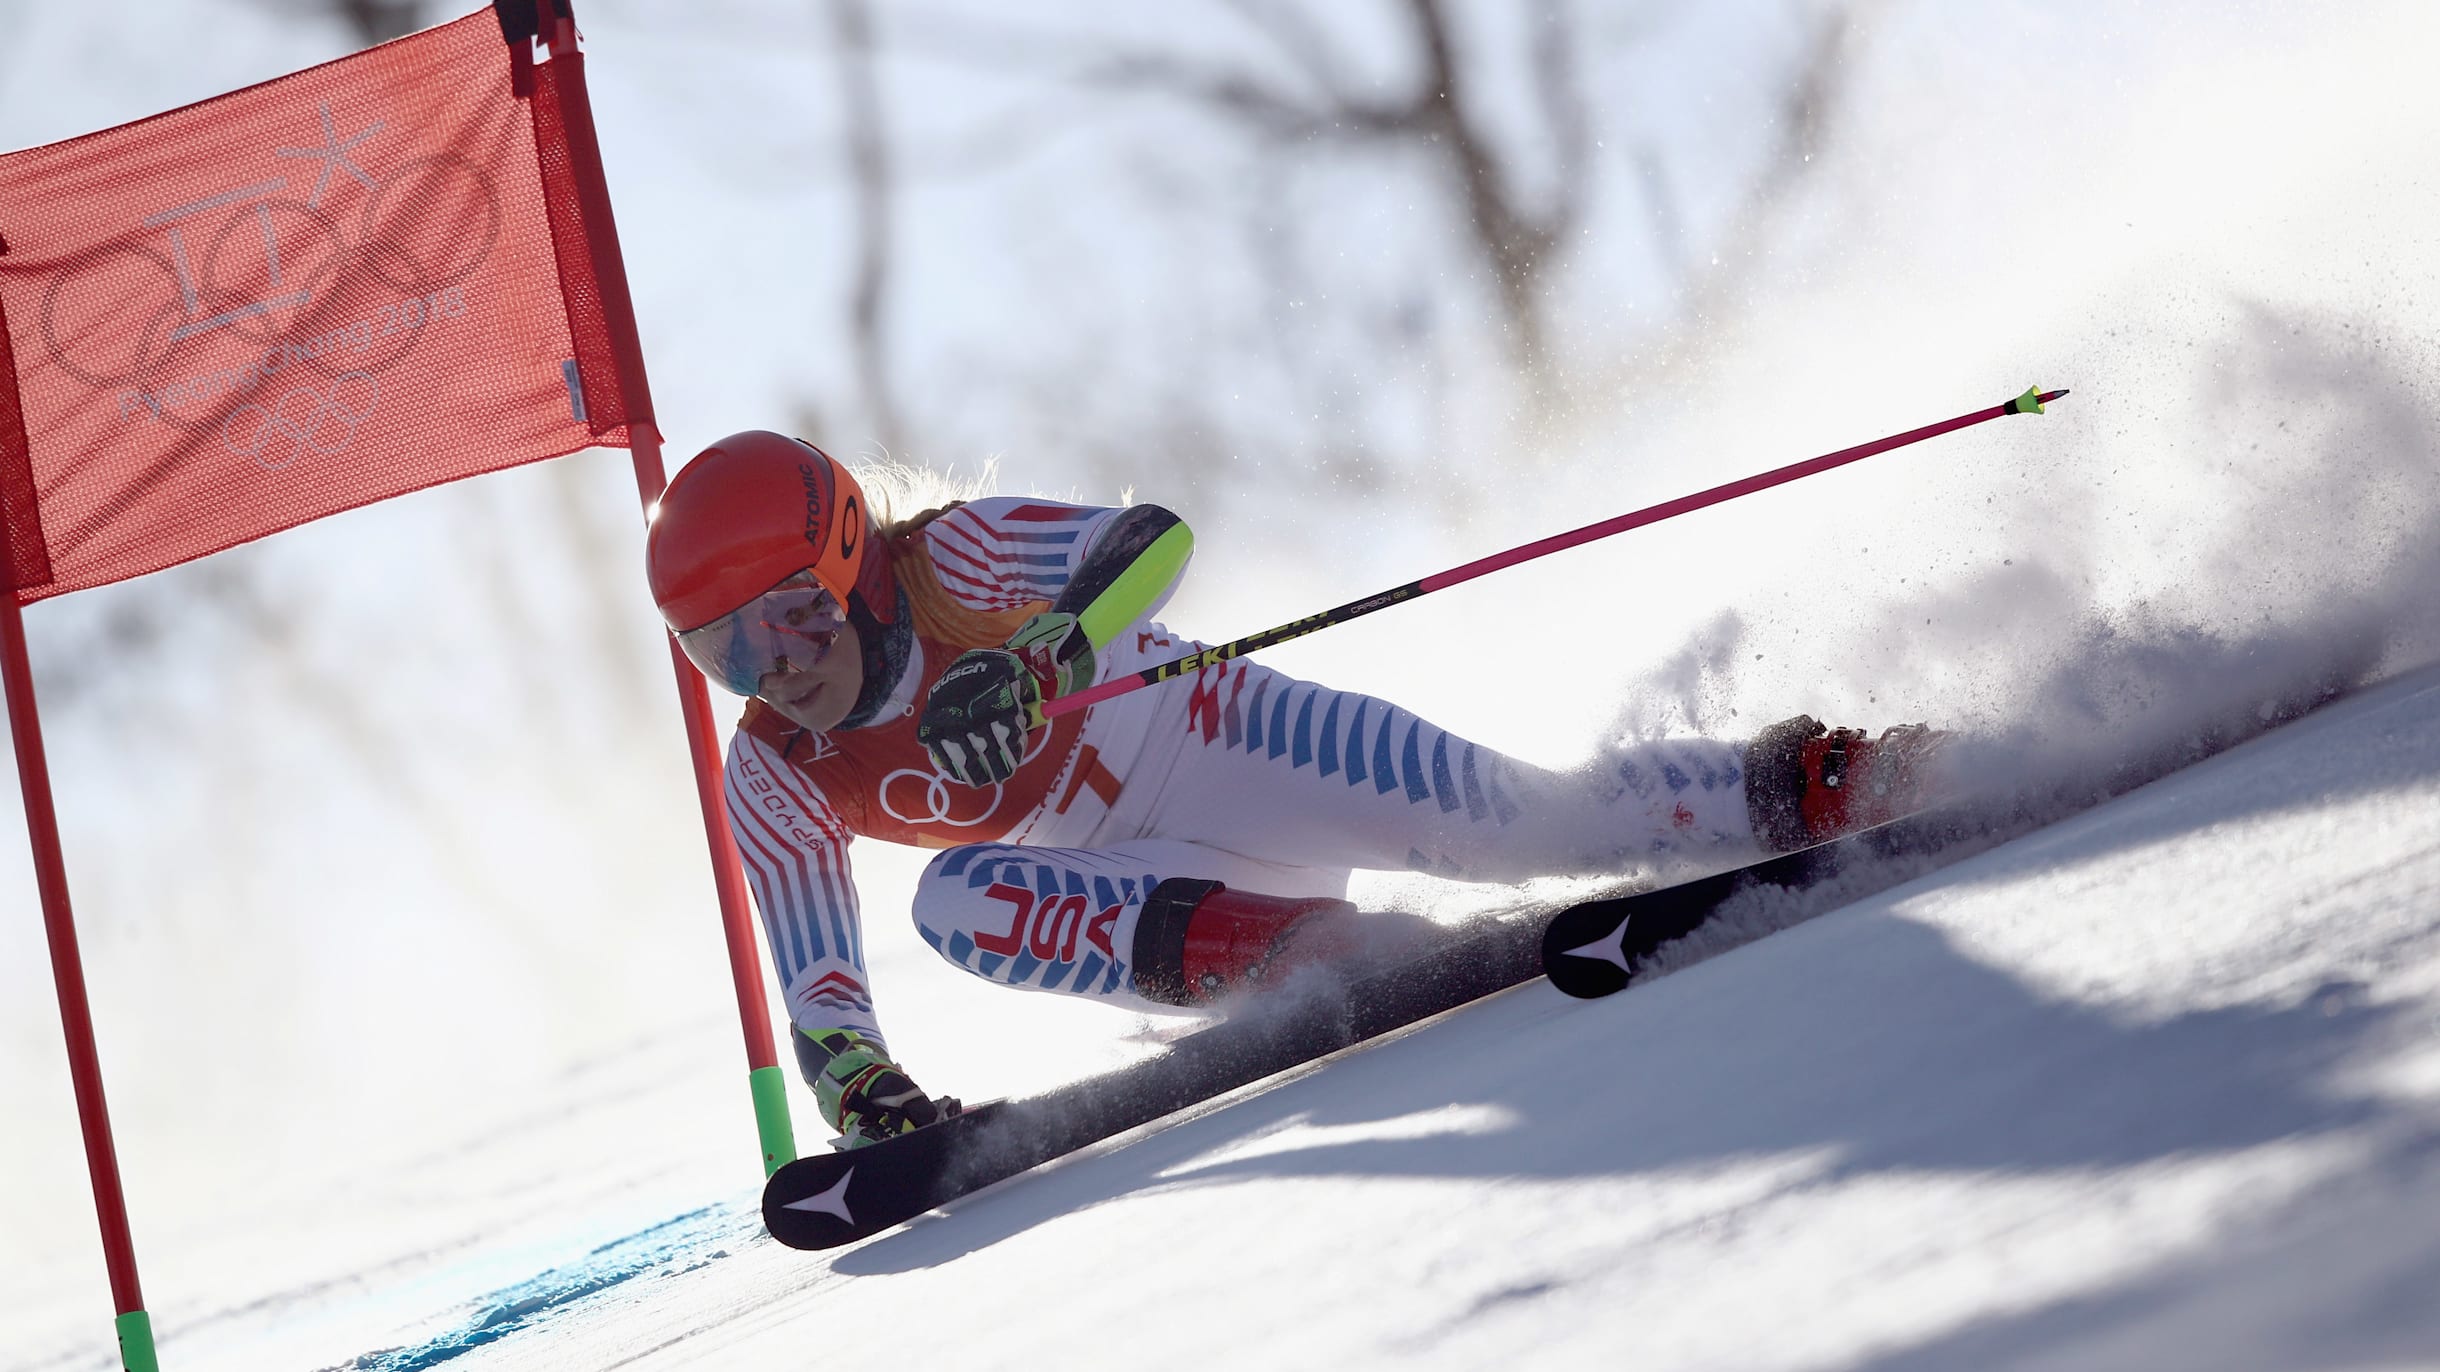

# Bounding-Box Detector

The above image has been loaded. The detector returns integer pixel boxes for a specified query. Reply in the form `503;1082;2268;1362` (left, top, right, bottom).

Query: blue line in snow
345;1204;756;1371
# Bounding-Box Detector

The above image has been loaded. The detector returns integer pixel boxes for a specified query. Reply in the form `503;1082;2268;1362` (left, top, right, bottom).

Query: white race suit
721;498;1758;1055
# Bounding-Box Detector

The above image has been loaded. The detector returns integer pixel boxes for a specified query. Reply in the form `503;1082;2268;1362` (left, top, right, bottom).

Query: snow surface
18;657;2440;1372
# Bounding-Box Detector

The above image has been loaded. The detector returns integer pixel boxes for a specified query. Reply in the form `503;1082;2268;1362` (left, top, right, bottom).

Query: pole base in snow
116;1310;157;1372
751;1065;797;1176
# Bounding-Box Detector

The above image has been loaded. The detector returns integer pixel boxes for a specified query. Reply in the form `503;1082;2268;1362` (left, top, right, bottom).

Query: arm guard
1053;504;1194;649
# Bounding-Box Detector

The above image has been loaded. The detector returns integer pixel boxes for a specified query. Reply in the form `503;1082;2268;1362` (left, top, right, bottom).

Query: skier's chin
766;677;847;733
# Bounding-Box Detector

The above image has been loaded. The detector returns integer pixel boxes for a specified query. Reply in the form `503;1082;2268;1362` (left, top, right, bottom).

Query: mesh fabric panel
0;9;632;603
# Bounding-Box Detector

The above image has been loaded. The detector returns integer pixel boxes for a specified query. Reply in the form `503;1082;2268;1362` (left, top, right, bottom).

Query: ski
761;907;1547;1249
1541;795;2029;998
1542;666;2369;998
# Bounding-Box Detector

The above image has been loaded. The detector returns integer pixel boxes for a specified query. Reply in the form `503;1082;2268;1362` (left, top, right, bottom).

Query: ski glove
803;1028;952;1149
918;648;1040;787
917;613;1095;788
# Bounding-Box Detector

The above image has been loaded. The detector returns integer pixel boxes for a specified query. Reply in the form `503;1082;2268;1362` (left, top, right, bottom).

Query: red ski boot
1744;715;1949;852
1130;879;1363;1006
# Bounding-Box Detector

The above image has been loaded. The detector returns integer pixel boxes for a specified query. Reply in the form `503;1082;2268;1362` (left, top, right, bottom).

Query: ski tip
2007;385;2069;415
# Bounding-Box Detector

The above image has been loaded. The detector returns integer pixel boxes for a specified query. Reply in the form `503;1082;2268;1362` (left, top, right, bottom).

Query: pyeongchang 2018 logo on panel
35;100;497;472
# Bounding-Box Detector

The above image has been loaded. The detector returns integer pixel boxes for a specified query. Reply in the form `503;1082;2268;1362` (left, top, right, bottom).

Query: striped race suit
724;499;1759;1056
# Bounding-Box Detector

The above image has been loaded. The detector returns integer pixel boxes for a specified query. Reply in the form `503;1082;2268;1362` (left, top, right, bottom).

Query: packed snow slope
52;659;2428;1372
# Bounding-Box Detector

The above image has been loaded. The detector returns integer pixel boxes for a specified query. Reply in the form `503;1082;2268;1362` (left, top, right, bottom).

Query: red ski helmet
646;431;898;633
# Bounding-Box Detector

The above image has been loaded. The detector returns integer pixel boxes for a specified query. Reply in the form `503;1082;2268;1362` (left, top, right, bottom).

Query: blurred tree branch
885;2;1597;423
825;0;908;459
333;0;421;44
1655;0;1881;364
241;0;423;46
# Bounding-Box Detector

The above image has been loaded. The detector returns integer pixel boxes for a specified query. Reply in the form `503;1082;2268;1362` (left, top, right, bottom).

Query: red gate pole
1;588;157;1369
531;4;794;1173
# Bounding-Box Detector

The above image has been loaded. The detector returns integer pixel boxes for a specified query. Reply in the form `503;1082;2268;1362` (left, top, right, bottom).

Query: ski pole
1045;385;2068;720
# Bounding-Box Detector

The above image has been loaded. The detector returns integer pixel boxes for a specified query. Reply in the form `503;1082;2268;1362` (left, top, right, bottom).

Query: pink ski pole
1046;386;2068;720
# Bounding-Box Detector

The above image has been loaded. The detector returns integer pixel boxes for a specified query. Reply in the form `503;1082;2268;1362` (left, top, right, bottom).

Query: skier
647;431;1939;1147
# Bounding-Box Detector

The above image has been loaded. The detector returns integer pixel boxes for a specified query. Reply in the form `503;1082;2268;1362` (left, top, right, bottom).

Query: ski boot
1743;715;1948;852
797;1027;959;1149
1129;879;1364;1006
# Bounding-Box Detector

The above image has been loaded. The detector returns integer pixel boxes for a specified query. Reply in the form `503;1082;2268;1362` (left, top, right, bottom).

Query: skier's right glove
918;612;1096;788
917;647;1040;787
801;1028;952;1149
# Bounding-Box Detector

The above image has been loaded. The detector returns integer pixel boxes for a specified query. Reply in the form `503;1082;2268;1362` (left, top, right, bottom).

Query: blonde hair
846;454;1001;538
840;455;1047;649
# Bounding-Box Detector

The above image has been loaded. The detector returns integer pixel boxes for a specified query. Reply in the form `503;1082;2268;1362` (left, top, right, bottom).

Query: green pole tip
750;1064;797;1176
2006;385;2047;415
115;1310;160;1372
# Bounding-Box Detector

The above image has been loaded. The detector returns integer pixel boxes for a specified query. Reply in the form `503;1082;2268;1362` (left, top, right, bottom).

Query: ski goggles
676;571;850;698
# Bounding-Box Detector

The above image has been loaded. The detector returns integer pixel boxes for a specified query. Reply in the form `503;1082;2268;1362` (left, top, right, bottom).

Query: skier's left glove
917;613;1094;788
803;1028;954;1150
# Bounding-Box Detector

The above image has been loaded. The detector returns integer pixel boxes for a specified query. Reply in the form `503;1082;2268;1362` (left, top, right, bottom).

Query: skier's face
758;614;863;732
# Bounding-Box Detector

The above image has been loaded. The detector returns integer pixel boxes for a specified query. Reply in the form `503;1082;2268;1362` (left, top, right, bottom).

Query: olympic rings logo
877;721;1056;829
221;371;376;470
37;144;503;393
878;767;1004;829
